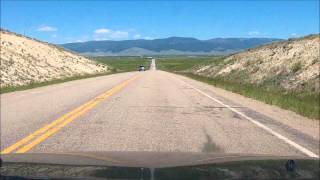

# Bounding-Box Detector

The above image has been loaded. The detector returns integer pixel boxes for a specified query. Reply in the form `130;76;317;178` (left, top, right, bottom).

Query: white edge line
176;77;319;158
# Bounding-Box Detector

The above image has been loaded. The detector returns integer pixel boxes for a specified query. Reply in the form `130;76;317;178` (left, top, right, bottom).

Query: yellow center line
0;103;91;154
1;74;140;154
16;100;100;153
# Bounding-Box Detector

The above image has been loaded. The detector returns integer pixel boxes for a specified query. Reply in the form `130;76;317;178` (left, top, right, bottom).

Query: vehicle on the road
139;65;145;71
1;152;319;179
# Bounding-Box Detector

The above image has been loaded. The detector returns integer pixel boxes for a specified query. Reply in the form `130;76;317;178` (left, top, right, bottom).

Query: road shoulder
165;71;319;142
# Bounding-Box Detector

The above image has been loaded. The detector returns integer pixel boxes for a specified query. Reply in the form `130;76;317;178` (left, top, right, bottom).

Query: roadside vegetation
157;56;319;120
0;72;112;94
93;56;150;72
156;56;222;71
1;56;150;94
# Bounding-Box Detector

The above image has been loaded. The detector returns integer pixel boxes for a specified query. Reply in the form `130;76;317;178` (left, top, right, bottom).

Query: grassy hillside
157;56;319;120
0;30;109;94
194;35;320;94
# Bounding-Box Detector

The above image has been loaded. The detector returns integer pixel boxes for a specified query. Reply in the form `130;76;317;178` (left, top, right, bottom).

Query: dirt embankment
193;35;320;93
0;30;109;87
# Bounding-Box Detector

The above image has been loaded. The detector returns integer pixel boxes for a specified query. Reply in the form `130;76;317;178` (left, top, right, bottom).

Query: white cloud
248;31;260;36
51;34;57;38
110;31;129;39
37;25;57;32
144;36;153;40
290;33;297;36
93;27;129;40
133;34;141;39
94;28;111;34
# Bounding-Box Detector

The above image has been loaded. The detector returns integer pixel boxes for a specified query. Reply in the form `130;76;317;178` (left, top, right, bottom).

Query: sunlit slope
0;30;108;87
193;35;320;93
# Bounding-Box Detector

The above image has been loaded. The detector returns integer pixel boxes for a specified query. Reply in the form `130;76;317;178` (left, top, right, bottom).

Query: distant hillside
60;37;281;56
193;35;320;93
0;30;108;87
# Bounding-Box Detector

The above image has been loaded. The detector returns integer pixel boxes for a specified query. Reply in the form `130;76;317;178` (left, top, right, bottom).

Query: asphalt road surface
1;62;319;158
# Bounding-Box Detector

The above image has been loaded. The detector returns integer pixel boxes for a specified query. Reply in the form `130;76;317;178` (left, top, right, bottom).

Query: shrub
291;62;302;73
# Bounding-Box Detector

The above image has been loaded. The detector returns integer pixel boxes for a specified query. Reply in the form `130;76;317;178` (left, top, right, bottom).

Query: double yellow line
1;74;140;154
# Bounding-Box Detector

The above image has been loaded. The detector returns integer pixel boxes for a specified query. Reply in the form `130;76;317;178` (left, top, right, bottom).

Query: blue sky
1;0;319;43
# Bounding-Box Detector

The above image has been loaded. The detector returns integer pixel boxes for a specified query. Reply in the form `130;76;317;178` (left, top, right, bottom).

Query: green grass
156;56;223;72
157;57;320;120
0;72;112;94
93;56;150;72
290;62;302;73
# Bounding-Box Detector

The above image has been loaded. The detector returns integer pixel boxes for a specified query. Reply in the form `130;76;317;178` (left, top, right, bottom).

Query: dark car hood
1;152;315;168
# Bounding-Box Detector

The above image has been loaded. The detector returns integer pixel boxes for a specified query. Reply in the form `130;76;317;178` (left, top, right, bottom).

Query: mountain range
60;37;282;56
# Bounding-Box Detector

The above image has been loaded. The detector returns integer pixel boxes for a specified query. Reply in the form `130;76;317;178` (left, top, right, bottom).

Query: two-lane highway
150;58;156;70
1;66;319;157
